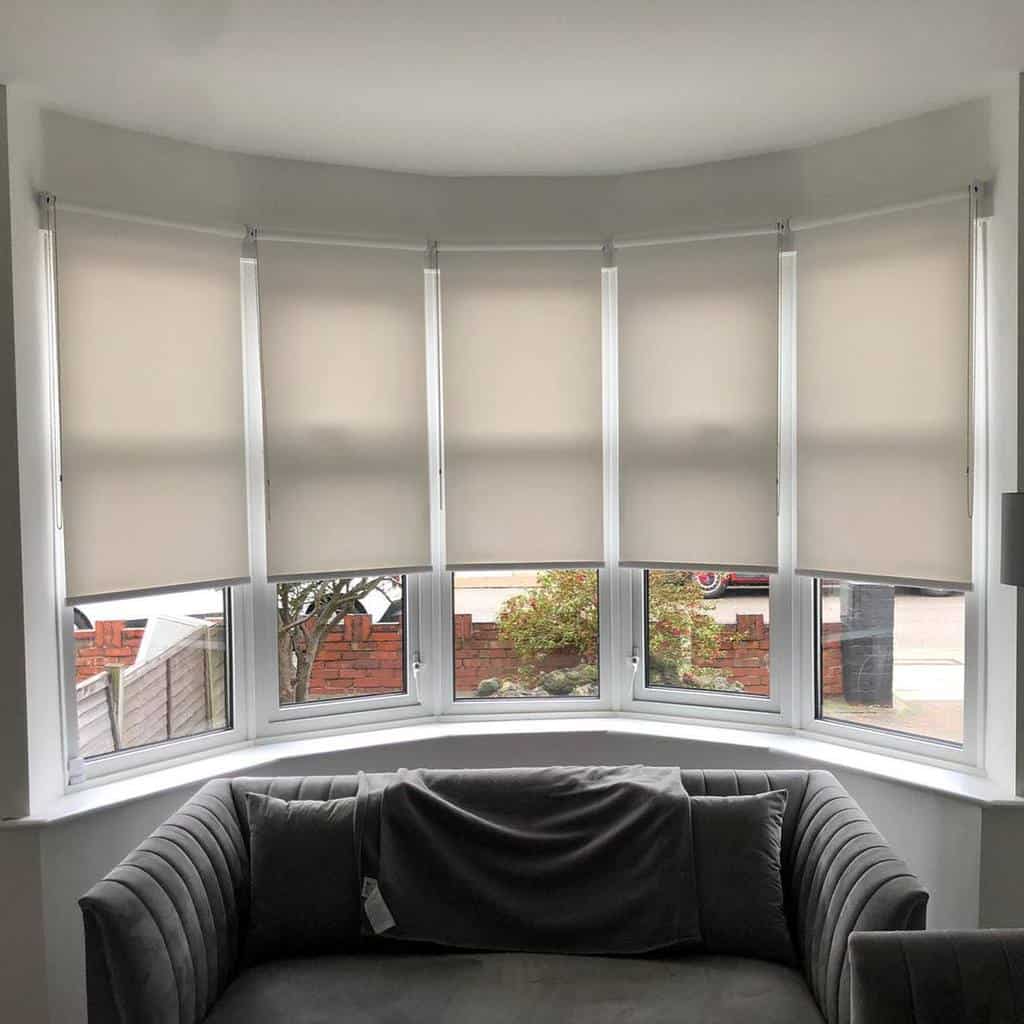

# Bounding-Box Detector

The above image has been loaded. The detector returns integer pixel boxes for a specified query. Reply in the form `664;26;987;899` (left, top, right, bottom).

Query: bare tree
277;576;397;704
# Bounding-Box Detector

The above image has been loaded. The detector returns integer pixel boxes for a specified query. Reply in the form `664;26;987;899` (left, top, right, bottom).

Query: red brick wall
77;612;845;700
694;615;844;697
451;615;589;695
453;617;520;694
819;621;845;697
696;613;770;695
74;622;143;681
306;616;406;699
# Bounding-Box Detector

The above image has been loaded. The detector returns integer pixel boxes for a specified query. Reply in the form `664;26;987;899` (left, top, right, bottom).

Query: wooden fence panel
76;673;116;758
77;620;228;757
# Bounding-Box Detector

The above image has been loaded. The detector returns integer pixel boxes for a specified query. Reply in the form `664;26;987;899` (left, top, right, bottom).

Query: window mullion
775;250;799;727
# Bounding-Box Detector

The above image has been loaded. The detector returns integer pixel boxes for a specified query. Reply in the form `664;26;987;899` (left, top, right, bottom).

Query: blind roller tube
256;241;431;581
56;209;249;604
617;234;780;571
440;251;604;569
795;198;972;589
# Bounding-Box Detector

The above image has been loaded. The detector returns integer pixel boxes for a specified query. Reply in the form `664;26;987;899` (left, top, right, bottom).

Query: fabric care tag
362;877;396;934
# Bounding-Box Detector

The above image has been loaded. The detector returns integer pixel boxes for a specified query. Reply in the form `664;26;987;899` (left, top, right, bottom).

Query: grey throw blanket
361;765;700;955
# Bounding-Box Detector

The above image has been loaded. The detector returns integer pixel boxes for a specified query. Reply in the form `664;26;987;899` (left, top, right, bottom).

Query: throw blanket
358;765;700;955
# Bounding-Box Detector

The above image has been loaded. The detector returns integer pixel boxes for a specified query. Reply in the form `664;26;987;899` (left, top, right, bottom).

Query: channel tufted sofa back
80;768;928;1024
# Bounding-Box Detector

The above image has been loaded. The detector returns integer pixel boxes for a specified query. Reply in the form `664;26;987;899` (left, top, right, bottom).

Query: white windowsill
4;712;1021;828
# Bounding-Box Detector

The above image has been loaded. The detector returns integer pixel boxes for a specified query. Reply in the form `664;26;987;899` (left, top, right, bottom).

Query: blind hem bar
268;565;431;584
257;231;427;252
446;561;606;572
65;576;250;607
794;567;972;592
438;242;604;254
614;225;780;249
52;198;246;240
621;561;778;575
791;189;971;234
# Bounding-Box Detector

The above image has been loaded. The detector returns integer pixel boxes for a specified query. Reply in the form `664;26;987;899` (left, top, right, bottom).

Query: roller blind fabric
256;241;431;580
617;234;780;572
795;199;972;589
440;251;604;569
56;210;249;603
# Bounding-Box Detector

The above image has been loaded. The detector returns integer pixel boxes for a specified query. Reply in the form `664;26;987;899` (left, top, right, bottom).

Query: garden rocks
475;663;599;698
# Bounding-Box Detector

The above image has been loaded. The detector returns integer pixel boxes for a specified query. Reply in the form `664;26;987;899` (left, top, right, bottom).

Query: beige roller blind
796;198;972;588
440;250;604;569
56;209;249;603
257;240;431;580
617;234;780;572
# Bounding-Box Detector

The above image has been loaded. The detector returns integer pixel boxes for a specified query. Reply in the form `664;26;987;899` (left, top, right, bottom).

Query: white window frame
796;218;990;769
435;260;615;717
624;569;784;719
242;257;429;739
46;236;249;785
622;251;792;724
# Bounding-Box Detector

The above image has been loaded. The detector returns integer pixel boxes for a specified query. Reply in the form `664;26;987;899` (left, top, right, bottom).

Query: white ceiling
1;1;1023;176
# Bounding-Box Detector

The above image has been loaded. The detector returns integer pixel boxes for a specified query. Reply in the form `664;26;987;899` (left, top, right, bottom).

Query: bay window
43;177;988;784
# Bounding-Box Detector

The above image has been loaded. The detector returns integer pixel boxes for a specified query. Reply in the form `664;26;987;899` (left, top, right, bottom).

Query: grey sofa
80;769;928;1024
850;929;1024;1022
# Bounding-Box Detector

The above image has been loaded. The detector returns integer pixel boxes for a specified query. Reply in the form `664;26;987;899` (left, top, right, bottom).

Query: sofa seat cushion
205;951;825;1024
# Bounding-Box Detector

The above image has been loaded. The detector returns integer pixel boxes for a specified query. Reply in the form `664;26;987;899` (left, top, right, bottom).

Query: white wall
0;827;47;1022
20;730;982;1024
13;89;1009;814
0;86;30;821
0;83;1017;1024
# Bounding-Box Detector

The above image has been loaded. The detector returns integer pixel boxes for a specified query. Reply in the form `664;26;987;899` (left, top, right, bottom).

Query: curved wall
0;83;1020;1024
37;99;990;242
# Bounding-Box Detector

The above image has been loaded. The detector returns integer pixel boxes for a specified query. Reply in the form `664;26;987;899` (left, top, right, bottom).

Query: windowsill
4;711;1021;828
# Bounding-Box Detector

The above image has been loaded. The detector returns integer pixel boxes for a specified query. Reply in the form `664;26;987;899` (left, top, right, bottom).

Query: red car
693;571;770;599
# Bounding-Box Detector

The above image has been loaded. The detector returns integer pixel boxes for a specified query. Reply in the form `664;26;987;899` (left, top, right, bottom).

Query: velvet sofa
80;769;928;1024
850;929;1024;1022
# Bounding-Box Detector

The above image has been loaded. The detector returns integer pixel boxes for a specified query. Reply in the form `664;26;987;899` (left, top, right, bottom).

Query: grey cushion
79;770;929;1024
692;789;794;965
245;793;361;963
680;770;928;1024
205;951;826;1024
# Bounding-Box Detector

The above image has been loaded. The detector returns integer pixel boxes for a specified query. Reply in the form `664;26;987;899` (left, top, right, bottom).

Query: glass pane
817;579;964;745
453;569;599;699
277;576;406;706
645;570;770;697
73;587;230;759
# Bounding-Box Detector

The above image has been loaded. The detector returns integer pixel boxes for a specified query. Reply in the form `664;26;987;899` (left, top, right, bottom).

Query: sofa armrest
790;772;929;1024
79;781;249;1024
849;929;1024;1023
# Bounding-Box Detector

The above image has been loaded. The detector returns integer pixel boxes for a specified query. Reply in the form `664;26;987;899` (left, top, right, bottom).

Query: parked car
696;573;956;600
693;571;770;599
